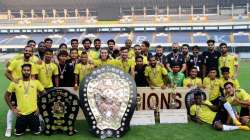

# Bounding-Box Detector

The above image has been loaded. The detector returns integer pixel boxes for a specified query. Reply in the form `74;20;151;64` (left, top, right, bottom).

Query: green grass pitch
0;61;250;140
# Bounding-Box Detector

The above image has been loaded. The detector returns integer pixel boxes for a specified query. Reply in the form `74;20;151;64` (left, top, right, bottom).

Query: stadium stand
193;32;208;43
0;0;249;58
154;33;169;44
0;31;249;46
171;32;192;43
208;32;231;43
133;32;153;44
233;32;250;43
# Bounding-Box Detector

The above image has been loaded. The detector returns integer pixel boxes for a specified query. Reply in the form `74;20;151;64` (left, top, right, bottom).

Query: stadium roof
0;0;248;11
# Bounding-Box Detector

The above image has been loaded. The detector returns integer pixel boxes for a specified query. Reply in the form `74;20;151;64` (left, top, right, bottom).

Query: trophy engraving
80;66;137;138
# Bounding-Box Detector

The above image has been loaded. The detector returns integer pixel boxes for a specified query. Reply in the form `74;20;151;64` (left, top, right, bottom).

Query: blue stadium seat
133;32;153;44
171;32;191;43
155;35;168;44
98;33;117;43
234;34;249;43
63;33;82;44
31;34;51;44
0;35;12;45
193;35;207;43
116;35;129;44
0;35;29;45
208;32;231;43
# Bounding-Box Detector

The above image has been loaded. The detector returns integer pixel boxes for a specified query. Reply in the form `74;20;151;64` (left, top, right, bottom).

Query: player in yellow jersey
70;38;82;57
93;48;118;67
36;41;46;60
7;40;39;67
82;38;91;56
74;51;95;90
219;67;240;89
4;64;45;136
58;43;68;52
125;39;135;59
190;90;250;131
133;44;148;64
4;46;39;137
116;47;135;76
203;67;222;105
219;43;239;79
145;56;168;89
44;38;53;49
81;38;100;61
107;39;116;58
71;39;79;49
183;67;202;88
37;48;59;90
89;38;101;61
6;46;38;82
224;82;250;126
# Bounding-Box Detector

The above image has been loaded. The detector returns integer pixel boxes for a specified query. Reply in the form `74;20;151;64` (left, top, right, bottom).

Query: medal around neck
79;65;137;138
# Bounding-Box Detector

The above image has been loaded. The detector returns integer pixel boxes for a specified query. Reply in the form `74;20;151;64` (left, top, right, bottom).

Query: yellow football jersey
226;89;250;106
7;79;44;115
144;64;168;87
7;59;38;80
93;59;119;68
219;54;238;78
128;49;135;59
203;77;221;101
37;62;59;88
183;77;202;88
219;78;240;89
190;100;217;124
74;63;95;82
116;59;136;73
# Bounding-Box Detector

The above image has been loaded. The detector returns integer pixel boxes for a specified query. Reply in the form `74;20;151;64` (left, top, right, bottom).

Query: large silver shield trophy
79;66;137;138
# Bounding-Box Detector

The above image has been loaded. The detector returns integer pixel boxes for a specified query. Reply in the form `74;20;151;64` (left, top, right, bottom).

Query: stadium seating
98;33;117;43
133;32;153;44
171;32;192;43
0;31;249;47
154;33;169;44
193;33;208;43
116;33;129;44
208;32;231;43
234;33;250;43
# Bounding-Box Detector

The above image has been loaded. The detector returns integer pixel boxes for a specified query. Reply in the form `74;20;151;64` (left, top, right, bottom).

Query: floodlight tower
7;10;11;20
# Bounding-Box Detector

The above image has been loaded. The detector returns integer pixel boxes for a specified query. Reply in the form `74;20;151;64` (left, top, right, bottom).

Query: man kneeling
190;90;250;131
4;64;45;136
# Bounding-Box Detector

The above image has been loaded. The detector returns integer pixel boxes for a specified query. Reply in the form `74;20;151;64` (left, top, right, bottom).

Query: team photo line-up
3;37;250;137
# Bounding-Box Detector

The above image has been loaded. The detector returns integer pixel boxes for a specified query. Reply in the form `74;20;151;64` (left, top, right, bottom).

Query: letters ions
138;92;182;110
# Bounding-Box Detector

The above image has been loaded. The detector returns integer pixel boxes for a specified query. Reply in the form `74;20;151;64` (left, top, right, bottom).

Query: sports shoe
33;131;41;135
233;119;241;126
39;120;45;132
239;126;250;131
15;132;24;136
5;129;11;137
